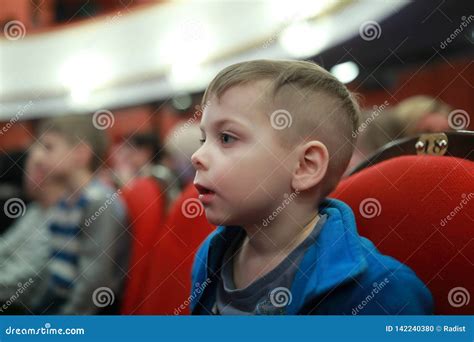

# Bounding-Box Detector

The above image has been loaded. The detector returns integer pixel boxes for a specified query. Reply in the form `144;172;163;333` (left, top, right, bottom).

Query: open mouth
194;183;215;195
194;183;216;204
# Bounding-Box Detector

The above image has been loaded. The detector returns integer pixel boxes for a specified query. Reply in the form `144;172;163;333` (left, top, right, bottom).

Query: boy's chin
205;213;227;227
204;209;238;227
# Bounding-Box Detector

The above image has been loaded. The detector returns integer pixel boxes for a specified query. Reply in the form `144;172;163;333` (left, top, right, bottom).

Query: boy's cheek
203;205;230;226
213;155;277;192
43;155;72;177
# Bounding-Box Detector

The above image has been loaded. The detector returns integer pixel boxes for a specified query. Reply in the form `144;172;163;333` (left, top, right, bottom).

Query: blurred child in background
111;132;180;212
0;143;65;313
30;114;130;315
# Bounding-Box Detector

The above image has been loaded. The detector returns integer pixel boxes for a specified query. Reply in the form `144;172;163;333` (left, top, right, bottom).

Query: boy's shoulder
302;198;433;314
83;179;119;201
56;178;127;225
82;179;123;207
335;235;434;315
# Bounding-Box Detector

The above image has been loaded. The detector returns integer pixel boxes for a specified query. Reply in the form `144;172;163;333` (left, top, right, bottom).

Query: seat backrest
330;155;474;314
119;177;166;314
140;182;215;314
349;130;474;175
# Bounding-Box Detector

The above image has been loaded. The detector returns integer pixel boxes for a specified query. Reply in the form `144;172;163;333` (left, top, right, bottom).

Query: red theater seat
120;177;166;314
140;183;215;314
330;155;474;314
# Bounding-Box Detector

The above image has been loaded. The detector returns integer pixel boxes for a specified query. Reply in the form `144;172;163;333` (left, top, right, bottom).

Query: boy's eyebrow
200;117;250;131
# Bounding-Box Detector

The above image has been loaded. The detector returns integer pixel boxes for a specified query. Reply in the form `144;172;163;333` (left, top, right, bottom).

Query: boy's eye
199;138;206;145
220;133;236;145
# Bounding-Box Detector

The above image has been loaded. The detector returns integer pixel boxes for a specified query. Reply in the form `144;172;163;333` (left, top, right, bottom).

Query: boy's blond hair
203;59;360;196
37;114;108;171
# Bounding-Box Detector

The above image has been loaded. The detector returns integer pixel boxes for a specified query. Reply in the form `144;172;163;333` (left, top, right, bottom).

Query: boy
0;144;64;313
31;114;130;314
190;60;433;315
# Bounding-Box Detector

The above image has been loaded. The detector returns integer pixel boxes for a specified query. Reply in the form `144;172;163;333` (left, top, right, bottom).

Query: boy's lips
194;182;217;205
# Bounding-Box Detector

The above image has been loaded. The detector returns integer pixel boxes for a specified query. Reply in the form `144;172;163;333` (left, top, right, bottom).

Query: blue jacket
190;198;433;315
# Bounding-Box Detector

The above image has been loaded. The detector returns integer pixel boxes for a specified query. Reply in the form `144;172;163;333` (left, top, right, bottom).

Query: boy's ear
291;140;329;192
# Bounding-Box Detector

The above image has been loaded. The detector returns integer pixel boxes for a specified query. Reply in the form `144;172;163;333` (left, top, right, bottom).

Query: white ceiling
0;0;408;120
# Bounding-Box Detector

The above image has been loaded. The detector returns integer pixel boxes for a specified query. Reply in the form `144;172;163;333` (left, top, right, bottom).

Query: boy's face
35;131;80;182
25;144;65;204
192;82;297;226
115;142;152;172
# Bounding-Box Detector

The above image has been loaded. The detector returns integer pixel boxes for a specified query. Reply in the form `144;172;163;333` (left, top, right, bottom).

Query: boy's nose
191;148;207;171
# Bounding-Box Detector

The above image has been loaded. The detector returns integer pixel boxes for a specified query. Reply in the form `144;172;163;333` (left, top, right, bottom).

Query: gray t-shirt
214;214;327;315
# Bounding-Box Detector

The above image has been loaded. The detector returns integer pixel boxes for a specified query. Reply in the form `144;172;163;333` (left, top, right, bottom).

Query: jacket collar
286;198;368;313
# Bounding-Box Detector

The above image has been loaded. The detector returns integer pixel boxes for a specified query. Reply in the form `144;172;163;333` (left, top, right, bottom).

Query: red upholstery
140;183;215;314
330;155;474;314
119;177;166;314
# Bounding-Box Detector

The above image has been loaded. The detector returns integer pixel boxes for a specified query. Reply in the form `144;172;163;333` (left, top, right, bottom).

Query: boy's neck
241;204;321;257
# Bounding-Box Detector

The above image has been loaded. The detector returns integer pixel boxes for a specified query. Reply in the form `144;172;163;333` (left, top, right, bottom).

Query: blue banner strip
0;316;473;341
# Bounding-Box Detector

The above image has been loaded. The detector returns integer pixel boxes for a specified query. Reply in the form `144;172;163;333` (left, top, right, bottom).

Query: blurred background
1;0;473;150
